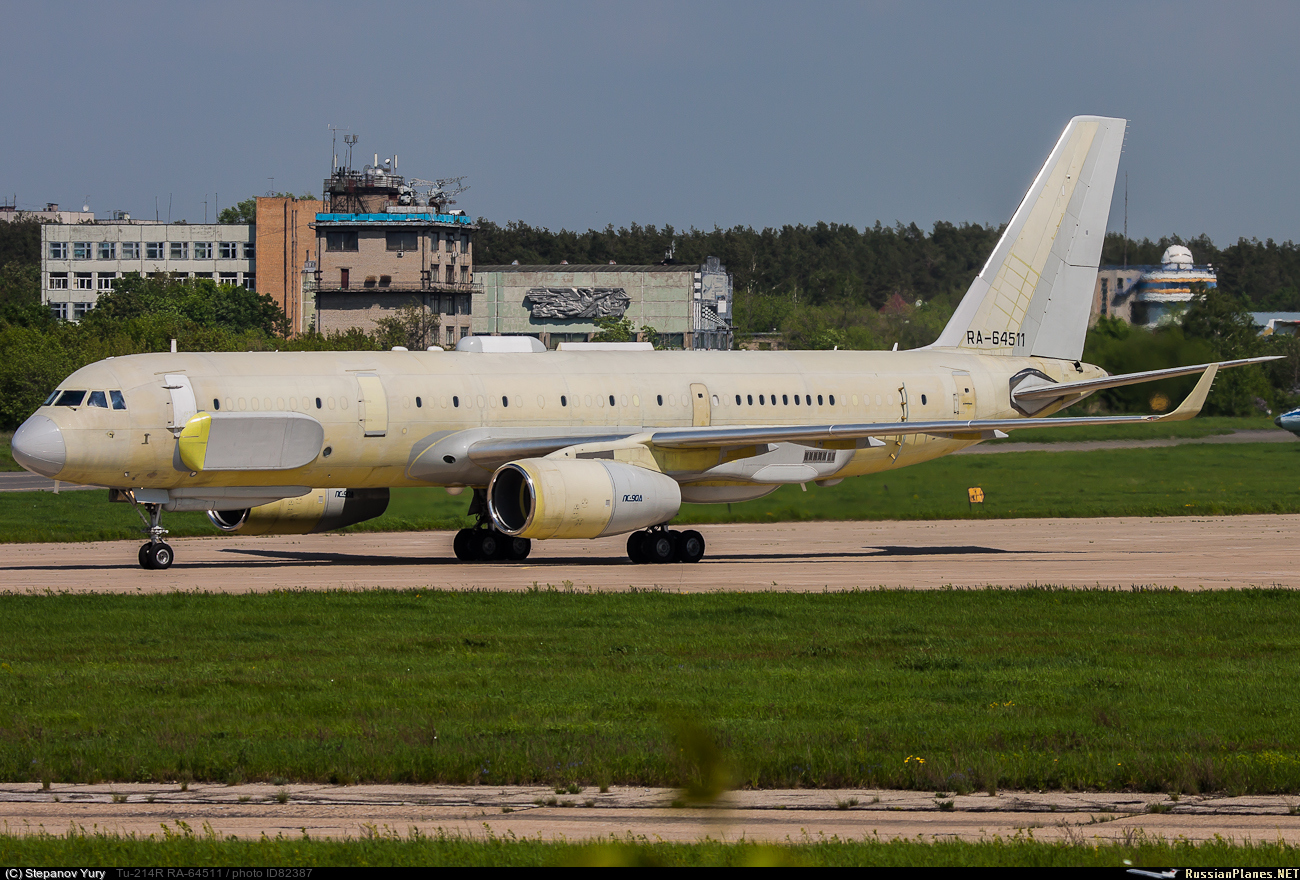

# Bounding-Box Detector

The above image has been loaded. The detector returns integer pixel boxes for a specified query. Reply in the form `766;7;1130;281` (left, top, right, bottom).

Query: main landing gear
132;500;174;570
452;489;532;562
626;527;705;564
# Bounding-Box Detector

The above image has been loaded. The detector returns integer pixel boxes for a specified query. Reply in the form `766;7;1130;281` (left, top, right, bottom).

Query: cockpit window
87;391;108;408
55;390;86;407
43;391;59;406
110;390;126;410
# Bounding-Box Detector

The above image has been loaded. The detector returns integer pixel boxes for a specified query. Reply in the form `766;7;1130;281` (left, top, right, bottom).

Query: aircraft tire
626;531;647;563
676;530;705;564
475;529;501;561
147;542;174;570
453;529;475;561
506;537;531;561
139;542;155;570
645;531;676;564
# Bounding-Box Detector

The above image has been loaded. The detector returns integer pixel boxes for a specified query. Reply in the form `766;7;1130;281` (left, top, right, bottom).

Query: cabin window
921;394;927;405
608;395;615;407
829;394;835;405
759;395;764;405
793;394;800;406
111;391;127;410
316;398;322;409
734;394;741;405
561;395;567;406
453;396;459;407
87;391;108;408
55;390;85;407
501;396;508;408
747;394;753;405
817;395;823;405
656;395;663;406
416;397;422;408
213;398;220;411
782;394;788;405
43;390;59;406
805;395;811;405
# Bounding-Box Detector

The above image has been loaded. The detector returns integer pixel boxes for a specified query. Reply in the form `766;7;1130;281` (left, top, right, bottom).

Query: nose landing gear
132;500;174;570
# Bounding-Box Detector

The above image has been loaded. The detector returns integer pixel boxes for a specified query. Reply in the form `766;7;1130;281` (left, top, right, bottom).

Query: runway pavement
3;783;1300;845
0;514;1293;593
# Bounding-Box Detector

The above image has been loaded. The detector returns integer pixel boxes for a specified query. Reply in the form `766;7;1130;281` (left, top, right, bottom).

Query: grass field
3;439;1297;543
2;588;1300;794
2;828;1296;868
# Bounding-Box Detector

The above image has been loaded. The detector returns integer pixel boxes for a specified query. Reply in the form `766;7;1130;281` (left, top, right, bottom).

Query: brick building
255;196;322;335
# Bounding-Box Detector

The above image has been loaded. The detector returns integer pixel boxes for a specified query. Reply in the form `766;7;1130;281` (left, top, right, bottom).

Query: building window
49;242;67;260
219;241;239;259
120;241;140;259
170;242;189;260
243;273;255;290
243;242;255;259
48;273;68;290
73;242;92;260
445;265;454;284
194;242;213;259
75;272;93;290
386;230;418;251
460;265;468;284
194;272;213;279
461;234;469;254
97;273;116;290
219;272;239;286
97;242;116;260
326;231;358;252
72;302;93;319
50;303;68;320
447;326;455;347
460;327;469;339
146;242;165;260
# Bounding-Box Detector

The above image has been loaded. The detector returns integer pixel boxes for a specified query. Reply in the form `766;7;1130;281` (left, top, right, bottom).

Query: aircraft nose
11;414;66;478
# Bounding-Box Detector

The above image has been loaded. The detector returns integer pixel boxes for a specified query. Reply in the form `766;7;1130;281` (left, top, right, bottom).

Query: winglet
1156;364;1218;422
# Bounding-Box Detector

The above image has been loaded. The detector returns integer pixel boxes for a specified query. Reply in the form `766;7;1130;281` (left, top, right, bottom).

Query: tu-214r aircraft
11;116;1279;570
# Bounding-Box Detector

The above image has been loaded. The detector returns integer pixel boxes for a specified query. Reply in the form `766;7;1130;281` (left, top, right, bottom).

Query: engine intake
488;458;681;540
207;487;389;536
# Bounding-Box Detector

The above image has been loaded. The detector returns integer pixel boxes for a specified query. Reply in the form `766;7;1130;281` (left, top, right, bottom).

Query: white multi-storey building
41;223;256;319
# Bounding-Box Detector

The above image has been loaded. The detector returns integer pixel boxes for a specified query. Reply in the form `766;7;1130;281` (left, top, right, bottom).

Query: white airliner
11;116;1276;570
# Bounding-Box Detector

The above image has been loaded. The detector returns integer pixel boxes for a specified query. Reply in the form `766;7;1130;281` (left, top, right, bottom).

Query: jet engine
207;488;389;536
488;458;680;540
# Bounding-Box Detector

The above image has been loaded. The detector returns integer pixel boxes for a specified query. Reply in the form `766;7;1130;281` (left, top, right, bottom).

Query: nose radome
12;415;66;478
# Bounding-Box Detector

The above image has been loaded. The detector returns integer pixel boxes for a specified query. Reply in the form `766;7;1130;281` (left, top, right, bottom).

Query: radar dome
1161;245;1194;270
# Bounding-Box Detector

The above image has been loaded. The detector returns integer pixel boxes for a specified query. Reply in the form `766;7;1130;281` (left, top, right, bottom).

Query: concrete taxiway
0;514;1293;593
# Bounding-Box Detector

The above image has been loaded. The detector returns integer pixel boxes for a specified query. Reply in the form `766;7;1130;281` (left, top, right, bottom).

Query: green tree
372;302;439;350
217;198;257;225
591;316;634;342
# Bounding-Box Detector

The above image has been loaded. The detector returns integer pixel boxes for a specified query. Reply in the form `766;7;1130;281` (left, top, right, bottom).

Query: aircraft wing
456;363;1222;468
651;363;1219;449
1011;355;1280;404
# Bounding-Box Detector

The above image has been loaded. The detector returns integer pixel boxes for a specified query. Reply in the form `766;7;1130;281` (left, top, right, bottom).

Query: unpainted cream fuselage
40;348;1100;492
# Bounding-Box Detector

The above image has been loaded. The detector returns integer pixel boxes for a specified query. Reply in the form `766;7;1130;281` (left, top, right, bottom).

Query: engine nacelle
207;488;389;536
488;458;681;540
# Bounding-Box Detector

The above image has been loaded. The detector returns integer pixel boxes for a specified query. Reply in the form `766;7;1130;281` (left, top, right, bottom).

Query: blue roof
315;212;473;225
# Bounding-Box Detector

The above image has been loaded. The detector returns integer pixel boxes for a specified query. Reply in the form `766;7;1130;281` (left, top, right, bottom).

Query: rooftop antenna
155;196;159;222
267;178;275;196
167;193;172;224
203;195;208;224
344;134;358;172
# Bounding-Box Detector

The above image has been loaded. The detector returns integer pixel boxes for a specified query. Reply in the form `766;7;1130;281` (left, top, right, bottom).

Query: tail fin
931;116;1126;360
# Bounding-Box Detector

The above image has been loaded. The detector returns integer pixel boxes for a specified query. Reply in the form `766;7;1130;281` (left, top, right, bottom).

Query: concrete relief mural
525;287;631;319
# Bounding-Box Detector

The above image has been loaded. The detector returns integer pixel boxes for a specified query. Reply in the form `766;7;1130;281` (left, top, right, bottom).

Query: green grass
4;588;1300;794
3;441;1300;543
2;827;1297;867
0;431;16;472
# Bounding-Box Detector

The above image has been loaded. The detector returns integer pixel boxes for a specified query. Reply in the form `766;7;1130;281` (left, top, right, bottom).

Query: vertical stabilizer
931;116;1126;360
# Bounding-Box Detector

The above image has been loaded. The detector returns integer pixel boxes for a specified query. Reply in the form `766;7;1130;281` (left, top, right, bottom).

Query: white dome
1161;245;1194;270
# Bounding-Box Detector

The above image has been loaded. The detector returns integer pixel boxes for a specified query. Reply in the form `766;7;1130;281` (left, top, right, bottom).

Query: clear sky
5;1;1296;247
